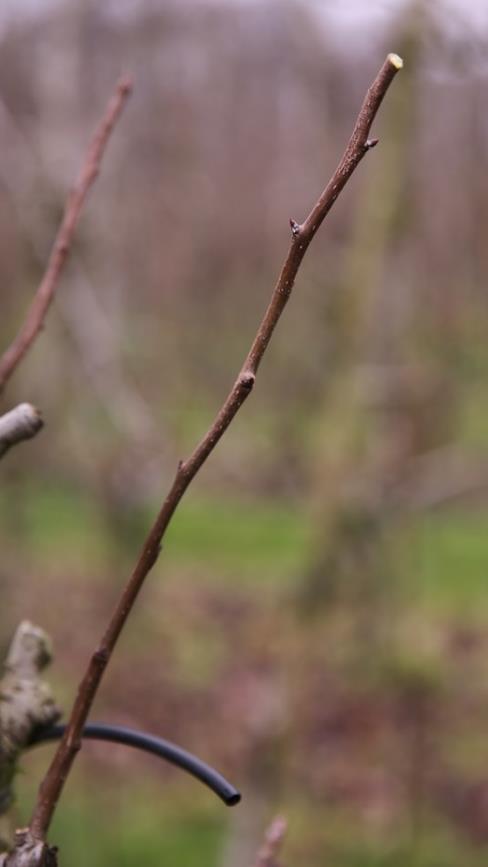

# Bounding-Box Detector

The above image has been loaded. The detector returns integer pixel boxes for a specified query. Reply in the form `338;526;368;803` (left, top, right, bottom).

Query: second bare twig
0;77;132;397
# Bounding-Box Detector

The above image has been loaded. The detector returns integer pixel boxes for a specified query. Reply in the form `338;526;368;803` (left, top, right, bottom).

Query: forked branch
0;77;132;397
28;53;403;843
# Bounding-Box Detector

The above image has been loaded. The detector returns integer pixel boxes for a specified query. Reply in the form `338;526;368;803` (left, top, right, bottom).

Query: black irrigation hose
29;723;241;807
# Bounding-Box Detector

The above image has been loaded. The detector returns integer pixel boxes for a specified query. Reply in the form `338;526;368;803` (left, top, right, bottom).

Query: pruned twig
0;77;132;397
0;404;43;460
252;816;288;867
28;53;402;843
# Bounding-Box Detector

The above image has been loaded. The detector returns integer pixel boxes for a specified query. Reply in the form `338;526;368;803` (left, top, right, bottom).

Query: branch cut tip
388;53;404;70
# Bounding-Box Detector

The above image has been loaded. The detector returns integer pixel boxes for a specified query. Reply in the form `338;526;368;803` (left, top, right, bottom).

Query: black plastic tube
29;723;241;807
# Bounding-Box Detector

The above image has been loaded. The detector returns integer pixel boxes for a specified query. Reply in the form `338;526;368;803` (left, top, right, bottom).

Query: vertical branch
0;77;132;396
28;54;402;843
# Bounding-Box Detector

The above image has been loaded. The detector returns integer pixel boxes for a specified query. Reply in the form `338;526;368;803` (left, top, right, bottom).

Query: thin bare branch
0;77;132;396
28;53;402;841
0;404;43;460
252;816;288;867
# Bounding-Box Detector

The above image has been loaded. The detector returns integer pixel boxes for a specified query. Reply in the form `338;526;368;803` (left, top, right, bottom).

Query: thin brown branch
0;403;43;460
28;53;402;841
252;816;288;867
0;77;132;397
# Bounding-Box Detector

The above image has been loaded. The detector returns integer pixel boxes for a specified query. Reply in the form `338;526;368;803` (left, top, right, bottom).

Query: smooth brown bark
29;53;402;841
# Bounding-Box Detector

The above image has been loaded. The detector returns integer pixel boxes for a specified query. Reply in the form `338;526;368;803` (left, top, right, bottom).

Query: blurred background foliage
2;0;488;864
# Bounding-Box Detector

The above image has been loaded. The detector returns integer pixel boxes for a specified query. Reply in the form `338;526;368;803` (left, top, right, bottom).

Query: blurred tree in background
2;1;488;865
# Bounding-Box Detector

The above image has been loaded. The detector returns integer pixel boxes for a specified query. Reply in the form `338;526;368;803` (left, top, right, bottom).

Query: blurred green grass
5;483;488;866
50;797;224;867
3;480;488;608
0;481;313;582
16;771;226;867
397;512;488;614
165;495;312;580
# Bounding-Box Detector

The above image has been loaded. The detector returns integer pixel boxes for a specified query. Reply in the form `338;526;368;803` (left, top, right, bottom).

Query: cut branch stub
1;832;57;867
0;623;61;825
0;405;43;461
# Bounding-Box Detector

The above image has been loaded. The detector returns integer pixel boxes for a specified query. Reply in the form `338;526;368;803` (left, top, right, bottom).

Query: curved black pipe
29;723;241;808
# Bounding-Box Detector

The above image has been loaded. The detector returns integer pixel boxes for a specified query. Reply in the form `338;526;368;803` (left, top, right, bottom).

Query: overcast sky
1;0;487;38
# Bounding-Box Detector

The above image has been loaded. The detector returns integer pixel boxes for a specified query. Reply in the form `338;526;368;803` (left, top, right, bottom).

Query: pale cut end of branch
5;622;53;677
252;816;287;867
0;404;43;460
388;53;404;70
